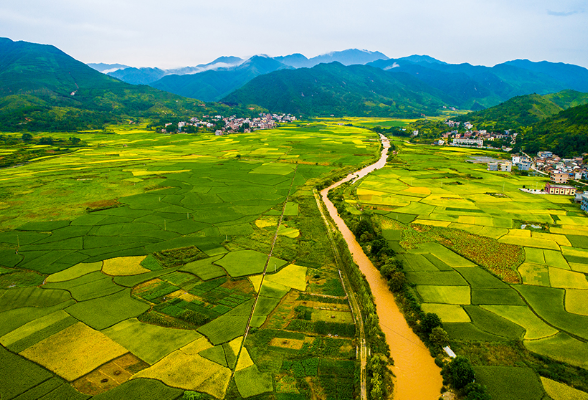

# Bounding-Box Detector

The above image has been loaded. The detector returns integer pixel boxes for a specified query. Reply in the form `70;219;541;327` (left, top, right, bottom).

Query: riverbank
320;135;443;400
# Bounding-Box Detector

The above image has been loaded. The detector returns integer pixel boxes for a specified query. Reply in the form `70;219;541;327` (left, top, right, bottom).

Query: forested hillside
222;62;451;117
0;38;255;131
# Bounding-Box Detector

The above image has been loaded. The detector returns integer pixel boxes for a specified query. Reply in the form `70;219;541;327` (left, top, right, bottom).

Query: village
441;119;517;150
429;119;588;213
161;113;297;135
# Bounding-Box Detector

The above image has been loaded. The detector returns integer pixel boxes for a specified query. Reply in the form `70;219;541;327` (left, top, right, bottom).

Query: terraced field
0;122;375;399
337;139;588;397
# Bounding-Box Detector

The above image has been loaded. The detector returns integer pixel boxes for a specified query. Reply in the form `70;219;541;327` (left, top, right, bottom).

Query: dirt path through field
232;165;299;374
321;135;443;400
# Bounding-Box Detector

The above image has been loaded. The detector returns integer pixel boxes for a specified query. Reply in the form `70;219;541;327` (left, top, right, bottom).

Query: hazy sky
1;0;587;68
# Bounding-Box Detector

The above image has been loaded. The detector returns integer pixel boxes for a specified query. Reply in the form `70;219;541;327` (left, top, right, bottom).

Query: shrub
464;382;491;400
446;356;476;390
420;313;442;335
429;327;450;347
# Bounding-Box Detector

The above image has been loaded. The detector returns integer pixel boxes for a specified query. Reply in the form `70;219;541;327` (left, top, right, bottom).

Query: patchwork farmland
0;123;377;399
333;138;588;398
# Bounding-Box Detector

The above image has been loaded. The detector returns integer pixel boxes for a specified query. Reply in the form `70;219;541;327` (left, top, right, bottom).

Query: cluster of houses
163;113;296;134
447;131;516;149
533;151;588;207
213;113;296;135
441;121;588;212
443;120;517;150
483;152;588;210
533;151;587;180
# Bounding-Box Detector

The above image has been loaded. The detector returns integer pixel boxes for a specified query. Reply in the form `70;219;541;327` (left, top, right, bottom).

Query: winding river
321;135;443;399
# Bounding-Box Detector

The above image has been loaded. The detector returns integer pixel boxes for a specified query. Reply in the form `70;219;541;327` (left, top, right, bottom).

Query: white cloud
0;0;587;68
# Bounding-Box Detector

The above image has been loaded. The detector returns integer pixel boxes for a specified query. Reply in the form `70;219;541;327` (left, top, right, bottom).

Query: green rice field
336;137;588;397
0;121;374;399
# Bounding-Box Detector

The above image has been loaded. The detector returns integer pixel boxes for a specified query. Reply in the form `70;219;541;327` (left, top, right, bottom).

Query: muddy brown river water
321;135;443;399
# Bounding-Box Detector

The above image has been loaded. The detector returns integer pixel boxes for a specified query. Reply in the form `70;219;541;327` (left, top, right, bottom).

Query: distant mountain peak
87;63;130;73
276;49;388;68
398;55;447;65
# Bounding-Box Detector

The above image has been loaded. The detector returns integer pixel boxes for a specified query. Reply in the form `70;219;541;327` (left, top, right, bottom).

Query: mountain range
150;56;291;103
223;62;450;118
87;49;389;101
90;48;588;111
1;36;587;156
0;38;260;131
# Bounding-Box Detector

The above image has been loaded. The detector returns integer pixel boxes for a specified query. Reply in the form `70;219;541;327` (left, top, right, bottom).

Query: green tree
429;326;449;347
354;218;374;238
464;382;491;400
371;237;386;255
448;356;476;389
21;133;33;141
38;137;53;145
420;313;442;335
380;262;396;280
388;272;405;293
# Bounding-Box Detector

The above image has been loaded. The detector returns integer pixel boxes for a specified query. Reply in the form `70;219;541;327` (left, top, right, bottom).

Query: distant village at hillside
437;118;588;212
158;113;297;135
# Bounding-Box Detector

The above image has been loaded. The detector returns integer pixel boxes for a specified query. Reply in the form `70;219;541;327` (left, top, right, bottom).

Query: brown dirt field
263;291;298;329
131;278;162;295
307;377;325;400
73;354;149;395
221;278;255;294
269;337;305;350
83;199;120;210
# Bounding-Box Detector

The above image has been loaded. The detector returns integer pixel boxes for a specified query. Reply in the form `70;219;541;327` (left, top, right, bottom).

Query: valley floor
0;122;381;400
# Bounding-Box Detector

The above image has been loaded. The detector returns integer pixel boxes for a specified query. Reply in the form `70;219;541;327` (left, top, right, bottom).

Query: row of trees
328;177;490;399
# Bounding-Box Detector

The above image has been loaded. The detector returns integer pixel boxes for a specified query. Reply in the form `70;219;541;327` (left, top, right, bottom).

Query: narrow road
313;189;368;400
232;166;298;374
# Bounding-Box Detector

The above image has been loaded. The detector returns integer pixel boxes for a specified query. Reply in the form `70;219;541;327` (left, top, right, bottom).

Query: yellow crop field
277;225;300;238
570;263;588;273
421;304;471;323
130;170;190;176
0;310;70;347
541;377;588;400
255;216;278;228
133;349;230;397
549;268;588;289
250;264;308;292
102;256;150;276
412;219;452;227
506;229;531;238
235;348;254;371
197;368;233;399
532;232;571;247
561;246;588;258
499;236;560;250
565;290;588;316
20;322;128;381
46;262;103;283
181;337;214;355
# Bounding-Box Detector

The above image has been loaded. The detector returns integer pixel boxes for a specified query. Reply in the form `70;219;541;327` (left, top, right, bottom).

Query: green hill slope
518;104;588;157
456;91;588;132
150;56;290;102
222;62;452;117
0;38;247;131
